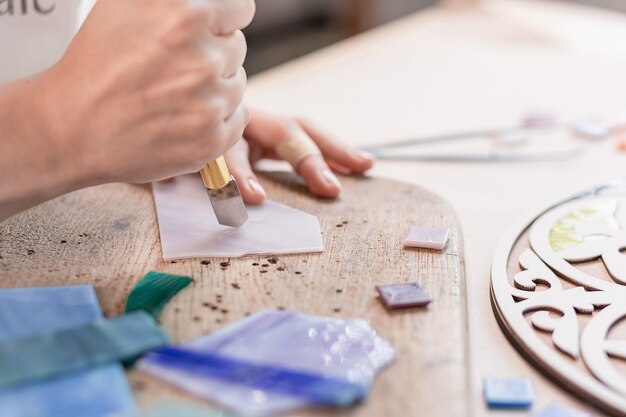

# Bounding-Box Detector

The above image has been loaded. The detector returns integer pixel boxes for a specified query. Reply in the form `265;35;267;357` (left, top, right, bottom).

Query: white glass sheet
152;175;324;260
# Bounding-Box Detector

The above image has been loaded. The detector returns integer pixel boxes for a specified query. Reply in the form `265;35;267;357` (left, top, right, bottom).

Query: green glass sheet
126;271;192;320
0;311;168;389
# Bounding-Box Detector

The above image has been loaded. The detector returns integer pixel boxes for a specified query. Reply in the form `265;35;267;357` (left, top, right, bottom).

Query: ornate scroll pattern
492;189;626;414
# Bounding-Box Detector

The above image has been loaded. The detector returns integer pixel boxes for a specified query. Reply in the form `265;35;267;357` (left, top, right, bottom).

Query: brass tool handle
200;156;231;189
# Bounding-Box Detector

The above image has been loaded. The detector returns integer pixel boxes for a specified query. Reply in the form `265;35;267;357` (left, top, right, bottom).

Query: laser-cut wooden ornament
491;179;626;417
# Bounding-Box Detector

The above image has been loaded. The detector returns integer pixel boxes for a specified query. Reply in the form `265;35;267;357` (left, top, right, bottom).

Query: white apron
0;0;96;83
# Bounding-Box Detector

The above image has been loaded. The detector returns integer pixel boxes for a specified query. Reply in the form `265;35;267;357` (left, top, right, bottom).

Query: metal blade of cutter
205;176;248;228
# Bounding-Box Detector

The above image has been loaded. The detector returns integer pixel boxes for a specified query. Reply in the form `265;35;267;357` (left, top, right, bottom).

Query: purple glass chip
375;283;431;309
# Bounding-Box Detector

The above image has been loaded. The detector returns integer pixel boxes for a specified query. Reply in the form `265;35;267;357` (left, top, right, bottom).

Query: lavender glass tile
404;226;449;250
0;286;135;417
376;283;431;309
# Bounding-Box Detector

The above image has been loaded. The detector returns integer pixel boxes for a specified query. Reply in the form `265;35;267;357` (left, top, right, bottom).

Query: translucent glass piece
152;175;324;260
140;310;395;416
0;286;136;417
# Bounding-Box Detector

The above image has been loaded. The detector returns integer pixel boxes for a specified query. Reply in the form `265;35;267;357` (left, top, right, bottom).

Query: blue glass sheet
0;285;136;417
146;346;366;406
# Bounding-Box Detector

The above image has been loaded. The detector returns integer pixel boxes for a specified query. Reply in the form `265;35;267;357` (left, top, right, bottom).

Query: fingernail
248;177;266;197
321;169;341;190
354;149;374;162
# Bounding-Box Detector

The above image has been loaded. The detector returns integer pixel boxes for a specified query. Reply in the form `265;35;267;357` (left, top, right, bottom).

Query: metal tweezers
362;126;581;162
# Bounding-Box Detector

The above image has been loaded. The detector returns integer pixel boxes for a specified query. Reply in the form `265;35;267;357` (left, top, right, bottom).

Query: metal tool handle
200;156;230;190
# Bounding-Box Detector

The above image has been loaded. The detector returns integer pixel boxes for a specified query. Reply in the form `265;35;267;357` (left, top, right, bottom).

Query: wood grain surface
0;173;468;417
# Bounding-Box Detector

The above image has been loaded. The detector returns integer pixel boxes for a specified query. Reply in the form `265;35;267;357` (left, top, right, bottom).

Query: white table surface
246;1;626;415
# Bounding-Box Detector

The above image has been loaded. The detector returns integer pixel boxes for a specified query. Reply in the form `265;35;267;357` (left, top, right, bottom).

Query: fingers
218;66;247;119
297;118;374;174
241;108;373;199
222;103;251;151
209;30;247;78
224;139;267;205
274;124;342;199
243;109;346;198
209;0;256;35
297;155;342;199
169;72;247;165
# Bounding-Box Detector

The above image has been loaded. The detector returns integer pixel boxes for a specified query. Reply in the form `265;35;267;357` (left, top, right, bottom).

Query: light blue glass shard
0;285;136;417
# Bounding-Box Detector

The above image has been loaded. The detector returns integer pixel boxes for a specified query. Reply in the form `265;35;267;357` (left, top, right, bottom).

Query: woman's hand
0;0;255;221
50;0;255;184
224;107;374;204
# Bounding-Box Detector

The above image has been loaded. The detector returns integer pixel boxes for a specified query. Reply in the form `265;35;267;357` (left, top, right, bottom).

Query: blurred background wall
568;0;626;11
244;0;436;74
244;0;626;75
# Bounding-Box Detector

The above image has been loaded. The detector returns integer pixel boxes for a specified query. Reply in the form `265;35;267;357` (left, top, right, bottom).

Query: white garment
0;0;96;83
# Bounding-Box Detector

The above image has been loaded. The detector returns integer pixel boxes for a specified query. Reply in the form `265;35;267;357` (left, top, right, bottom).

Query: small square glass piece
404;226;449;250
483;377;534;409
376;283;431;309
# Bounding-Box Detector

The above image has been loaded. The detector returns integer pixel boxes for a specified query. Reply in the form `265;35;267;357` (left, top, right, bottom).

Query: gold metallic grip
200;156;230;189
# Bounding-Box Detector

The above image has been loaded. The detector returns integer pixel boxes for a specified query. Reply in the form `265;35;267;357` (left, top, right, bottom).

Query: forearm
0;73;91;221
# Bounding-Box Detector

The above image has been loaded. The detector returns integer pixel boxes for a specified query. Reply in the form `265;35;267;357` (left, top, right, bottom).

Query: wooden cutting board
0;173;469;417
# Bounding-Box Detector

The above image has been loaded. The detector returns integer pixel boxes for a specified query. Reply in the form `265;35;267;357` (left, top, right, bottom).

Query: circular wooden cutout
491;179;626;417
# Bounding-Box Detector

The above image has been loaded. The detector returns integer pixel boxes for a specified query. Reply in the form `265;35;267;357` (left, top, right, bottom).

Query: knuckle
240;0;256;28
160;4;210;47
232;29;248;53
226;68;247;97
173;6;205;35
211;0;256;33
200;53;224;83
206;98;227;121
181;105;218;137
229;31;248;69
241;106;251;127
198;101;223;127
237;66;248;85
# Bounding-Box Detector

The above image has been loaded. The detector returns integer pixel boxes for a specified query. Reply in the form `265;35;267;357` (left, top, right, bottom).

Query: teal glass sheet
0;285;136;417
0;311;168;389
125;271;192;320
